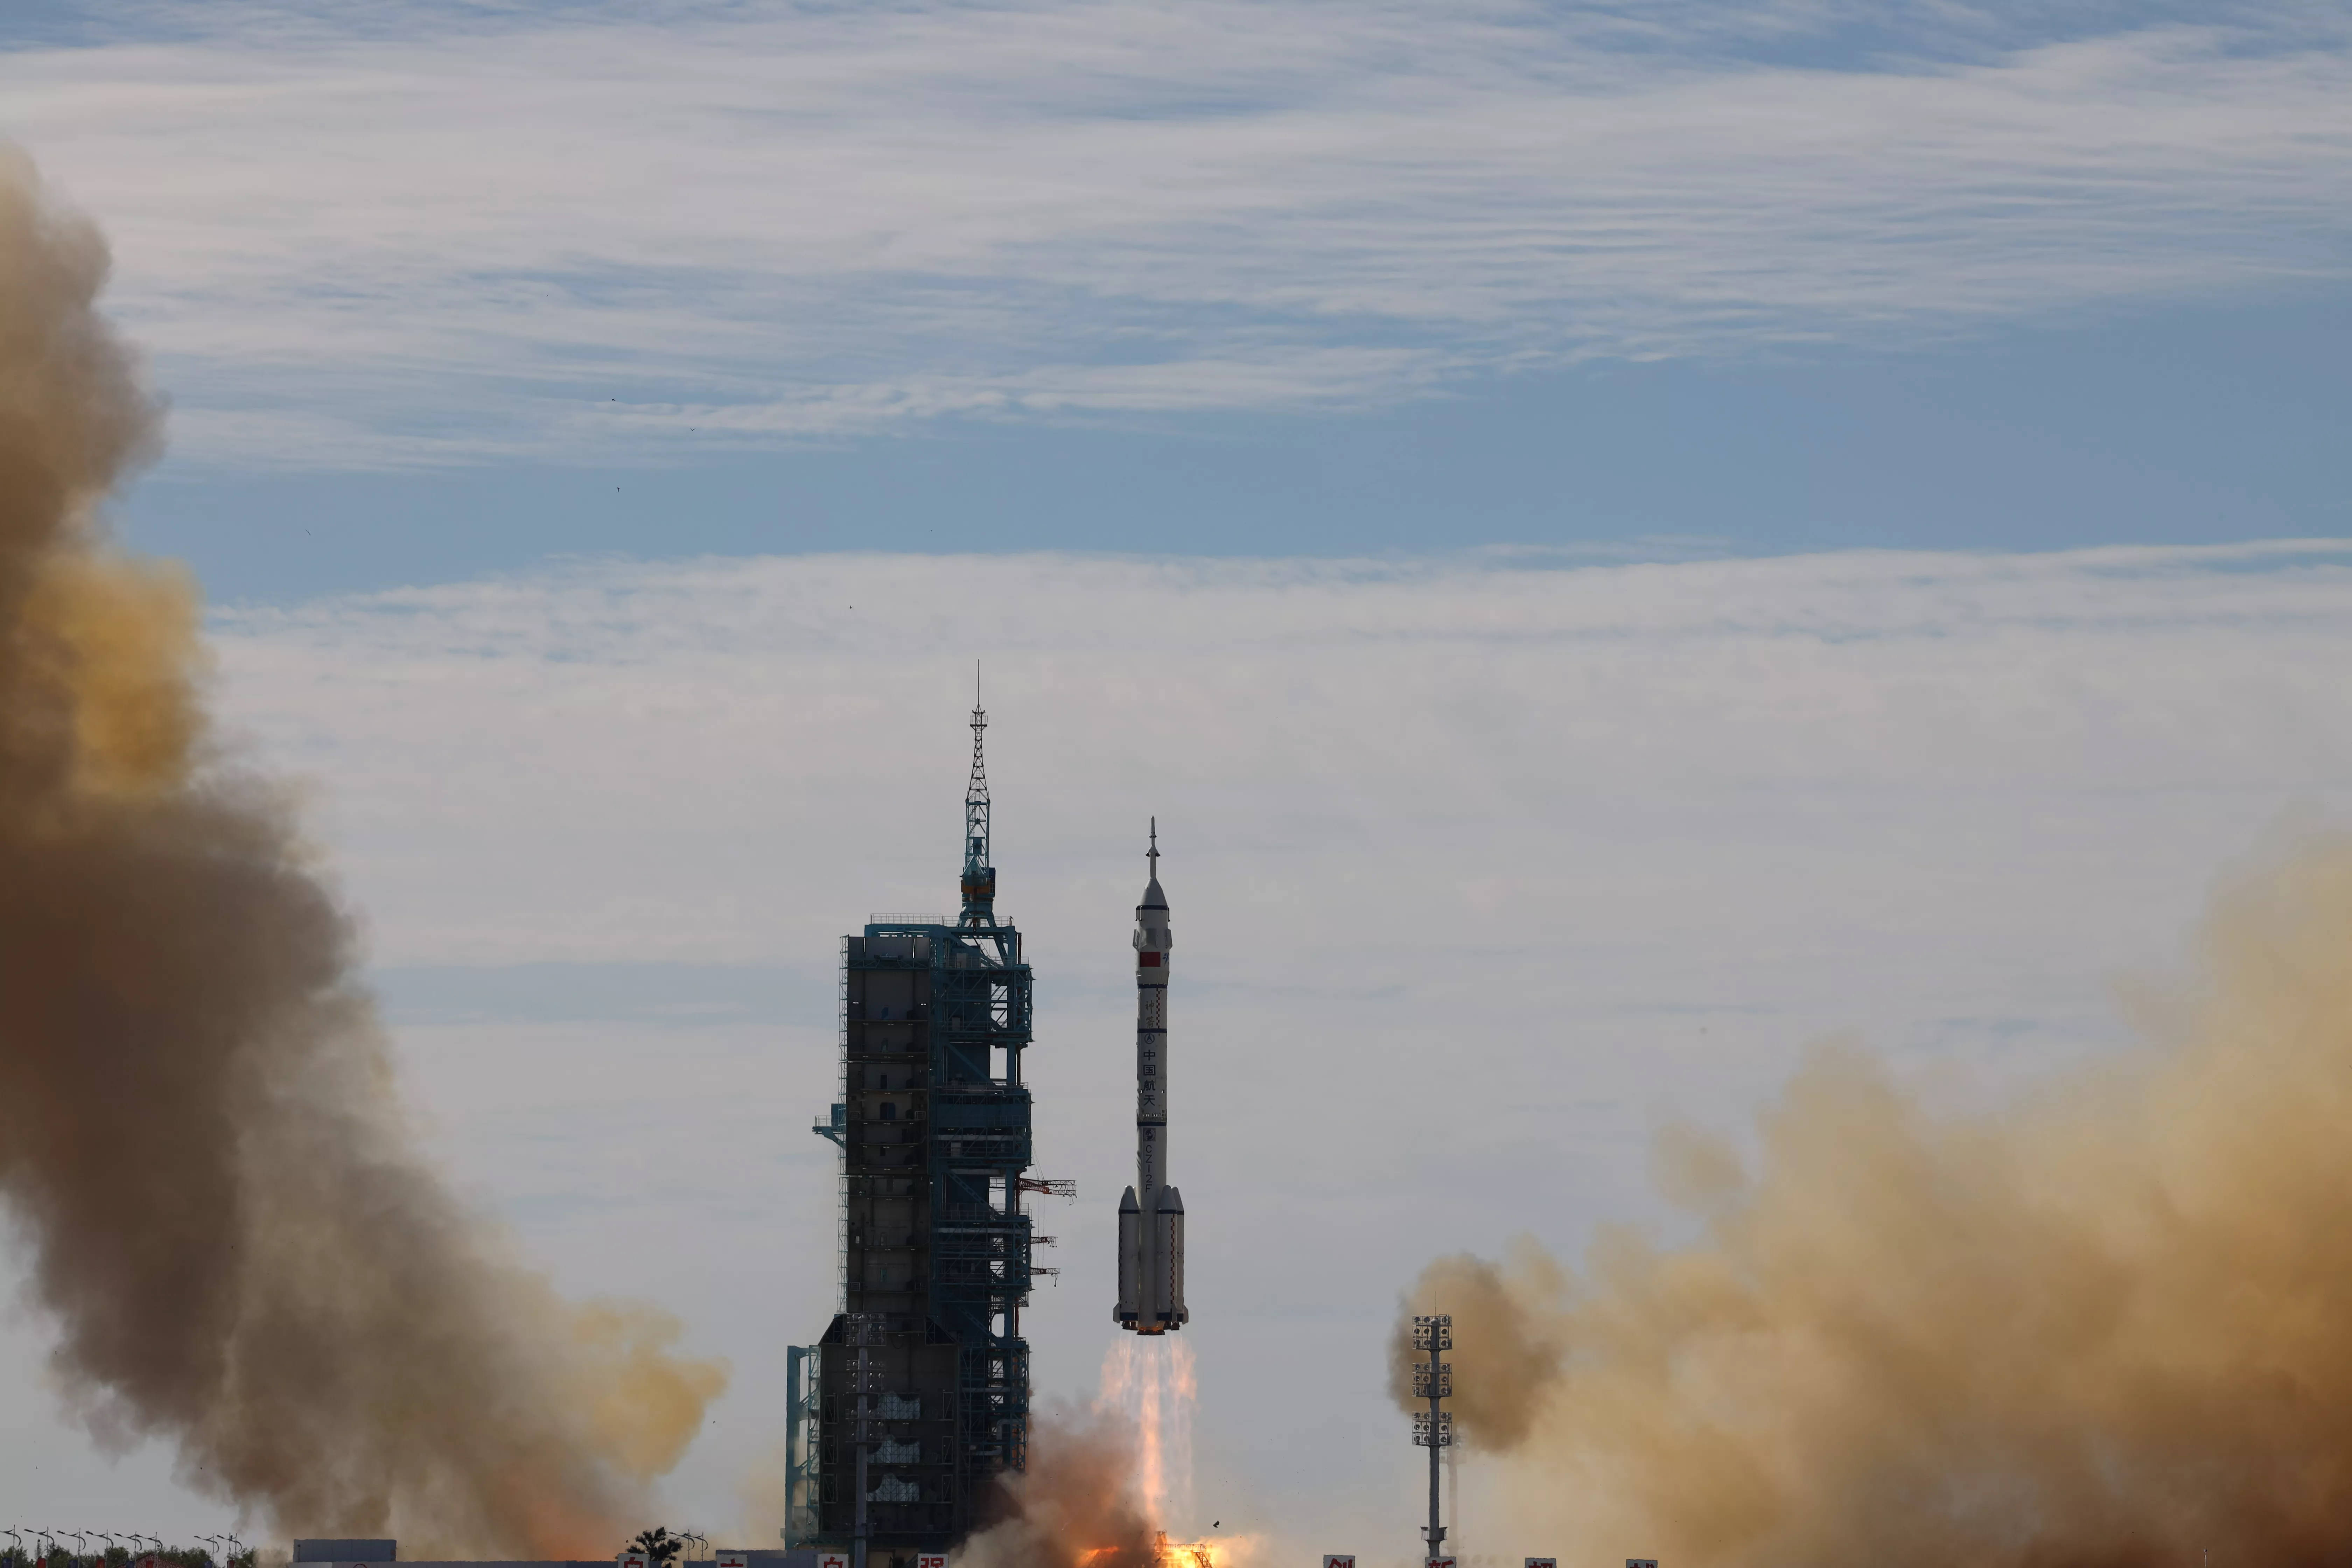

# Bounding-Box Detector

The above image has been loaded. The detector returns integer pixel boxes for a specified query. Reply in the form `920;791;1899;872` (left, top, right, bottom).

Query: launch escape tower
786;700;1040;1565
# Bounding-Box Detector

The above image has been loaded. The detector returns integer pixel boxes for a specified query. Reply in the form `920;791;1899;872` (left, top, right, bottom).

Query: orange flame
1152;1533;1264;1568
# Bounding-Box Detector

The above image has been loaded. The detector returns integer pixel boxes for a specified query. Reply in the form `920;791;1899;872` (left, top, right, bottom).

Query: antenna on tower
960;671;996;926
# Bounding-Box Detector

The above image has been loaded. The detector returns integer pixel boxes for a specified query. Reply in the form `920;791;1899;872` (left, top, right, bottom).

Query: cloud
194;540;2352;1553
201;534;2352;1164
8;538;2352;1545
198;538;2352;1151
6;1;2351;466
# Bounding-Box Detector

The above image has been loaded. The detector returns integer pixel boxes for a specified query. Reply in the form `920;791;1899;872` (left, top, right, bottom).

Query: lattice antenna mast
960;669;997;927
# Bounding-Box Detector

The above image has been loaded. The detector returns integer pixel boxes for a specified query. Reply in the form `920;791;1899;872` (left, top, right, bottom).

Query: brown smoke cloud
1391;835;2352;1568
0;149;723;1553
953;1407;1160;1568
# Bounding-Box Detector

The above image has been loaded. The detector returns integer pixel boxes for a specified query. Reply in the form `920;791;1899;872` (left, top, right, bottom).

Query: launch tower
787;699;1036;1566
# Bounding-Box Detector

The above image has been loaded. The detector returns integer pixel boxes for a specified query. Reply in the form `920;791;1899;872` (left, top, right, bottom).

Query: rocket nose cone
1142;821;1168;908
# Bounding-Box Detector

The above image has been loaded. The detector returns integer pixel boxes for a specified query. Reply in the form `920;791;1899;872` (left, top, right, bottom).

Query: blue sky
4;0;2352;1559
2;0;2346;599
120;295;2352;599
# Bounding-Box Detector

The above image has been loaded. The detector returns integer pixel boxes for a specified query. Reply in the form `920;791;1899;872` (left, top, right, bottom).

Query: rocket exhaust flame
1392;834;2352;1568
1099;1337;1197;1532
0;152;723;1554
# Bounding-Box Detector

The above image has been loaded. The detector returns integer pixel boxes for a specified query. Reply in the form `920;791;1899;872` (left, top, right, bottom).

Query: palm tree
626;1530;683;1566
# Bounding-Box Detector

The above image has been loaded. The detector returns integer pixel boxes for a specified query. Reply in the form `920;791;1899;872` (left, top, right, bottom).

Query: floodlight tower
1412;1314;1455;1563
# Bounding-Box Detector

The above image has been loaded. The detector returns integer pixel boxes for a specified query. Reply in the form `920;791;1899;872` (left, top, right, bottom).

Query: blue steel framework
787;702;1034;1563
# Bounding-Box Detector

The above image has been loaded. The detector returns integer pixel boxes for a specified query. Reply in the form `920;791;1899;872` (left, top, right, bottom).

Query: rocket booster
1116;821;1188;1334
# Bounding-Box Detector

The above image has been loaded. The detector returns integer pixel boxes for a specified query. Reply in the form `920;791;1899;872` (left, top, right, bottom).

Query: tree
628;1530;683;1565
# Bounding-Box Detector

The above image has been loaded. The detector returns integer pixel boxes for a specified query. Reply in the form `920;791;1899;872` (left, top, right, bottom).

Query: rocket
1116;820;1189;1334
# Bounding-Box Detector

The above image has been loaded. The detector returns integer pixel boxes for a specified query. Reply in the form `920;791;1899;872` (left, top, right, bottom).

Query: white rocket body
1115;834;1188;1333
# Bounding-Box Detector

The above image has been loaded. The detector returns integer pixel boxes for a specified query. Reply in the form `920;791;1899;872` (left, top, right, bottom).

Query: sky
1;0;2350;1562
1;0;2348;594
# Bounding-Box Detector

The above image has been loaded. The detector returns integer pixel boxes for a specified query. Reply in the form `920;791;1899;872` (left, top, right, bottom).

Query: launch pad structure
788;700;1043;1566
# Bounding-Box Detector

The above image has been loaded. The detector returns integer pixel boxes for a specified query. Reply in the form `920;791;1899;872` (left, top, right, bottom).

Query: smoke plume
953;1407;1161;1568
0;151;722;1552
1392;835;2352;1568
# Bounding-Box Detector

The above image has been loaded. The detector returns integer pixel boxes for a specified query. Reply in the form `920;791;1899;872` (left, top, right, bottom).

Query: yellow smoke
1394;835;2352;1568
20;552;207;799
576;1302;731;1482
0;148;723;1554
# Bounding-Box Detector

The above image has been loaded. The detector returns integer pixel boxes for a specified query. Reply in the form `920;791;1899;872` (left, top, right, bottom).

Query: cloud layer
182;541;2352;1545
7;1;2352;465
5;540;2350;1550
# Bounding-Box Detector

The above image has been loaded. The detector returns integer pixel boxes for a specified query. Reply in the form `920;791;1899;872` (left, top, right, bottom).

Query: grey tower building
786;700;1036;1564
